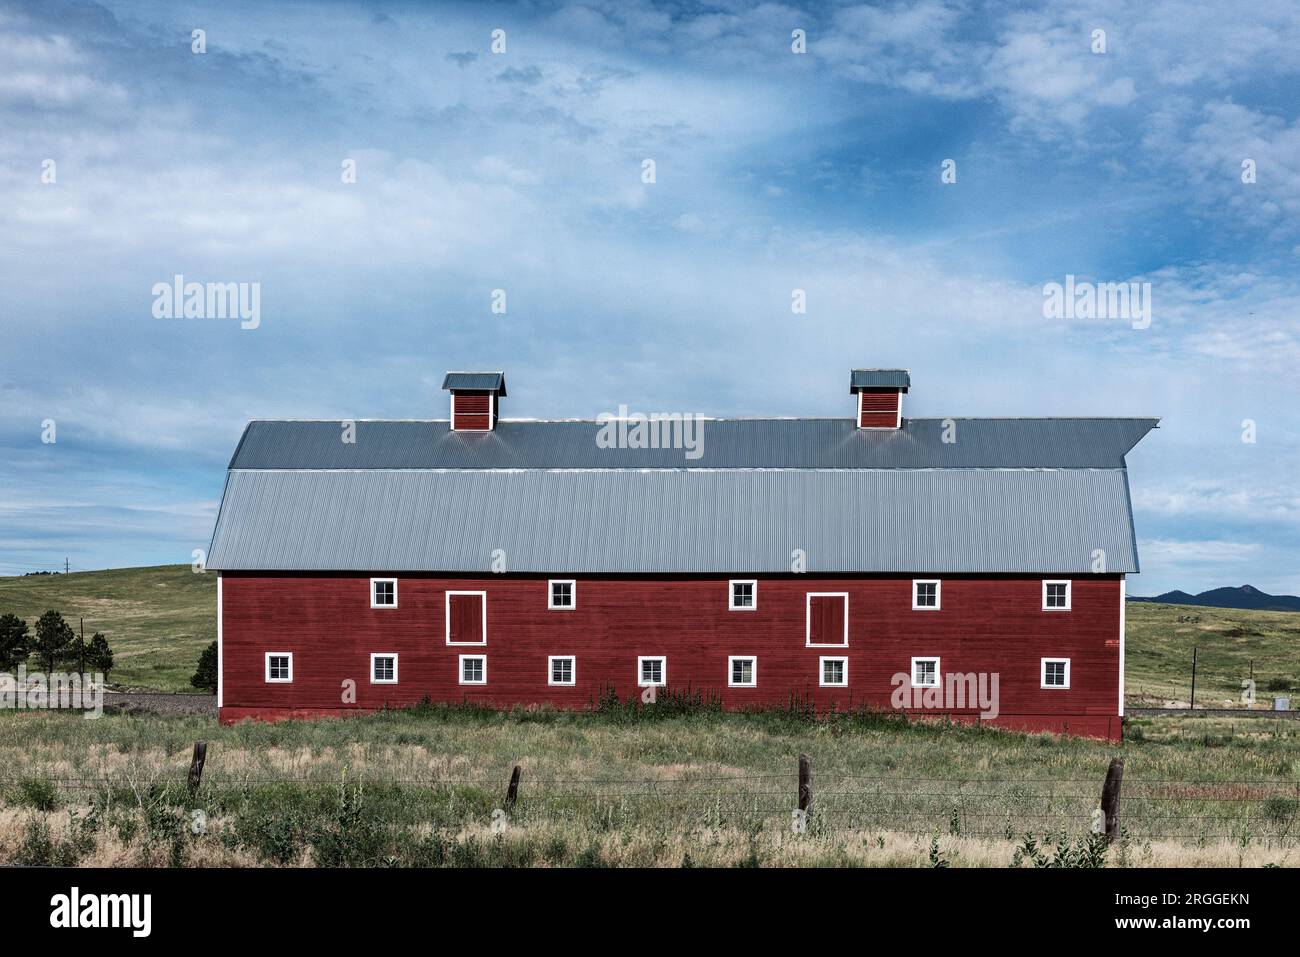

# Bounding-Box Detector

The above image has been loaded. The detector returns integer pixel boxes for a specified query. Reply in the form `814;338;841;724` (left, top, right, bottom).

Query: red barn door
807;593;847;646
446;592;486;644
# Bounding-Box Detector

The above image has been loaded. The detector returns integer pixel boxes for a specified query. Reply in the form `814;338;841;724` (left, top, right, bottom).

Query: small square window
729;580;757;610
638;656;666;687
728;656;757;687
371;653;397;684
265;653;292;683
820;656;847;687
1041;658;1070;689
911;656;940;688
460;655;486;685
549;656;575;686
912;579;940;610
1043;580;1071;610
548;580;576;610
370;578;397;608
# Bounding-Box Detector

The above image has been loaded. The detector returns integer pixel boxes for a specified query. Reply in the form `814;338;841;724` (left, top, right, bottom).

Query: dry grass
0;807;1293;868
0;705;1297;866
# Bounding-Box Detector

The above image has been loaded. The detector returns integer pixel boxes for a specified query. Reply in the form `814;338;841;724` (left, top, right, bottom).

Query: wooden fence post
1100;757;1123;844
187;741;208;797
798;754;812;815
505;765;521;809
1190;646;1198;710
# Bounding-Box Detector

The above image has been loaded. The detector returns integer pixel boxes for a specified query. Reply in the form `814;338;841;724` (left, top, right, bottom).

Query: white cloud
1137;538;1260;563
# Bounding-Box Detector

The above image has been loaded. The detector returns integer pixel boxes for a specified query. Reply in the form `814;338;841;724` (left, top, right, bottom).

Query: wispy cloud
0;0;1297;594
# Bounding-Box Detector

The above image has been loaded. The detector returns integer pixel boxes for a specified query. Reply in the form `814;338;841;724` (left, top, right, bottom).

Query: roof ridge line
227;466;1130;474
240;416;1159;424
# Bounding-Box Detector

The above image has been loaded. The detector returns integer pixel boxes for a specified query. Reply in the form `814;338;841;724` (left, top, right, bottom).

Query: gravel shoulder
104;691;216;715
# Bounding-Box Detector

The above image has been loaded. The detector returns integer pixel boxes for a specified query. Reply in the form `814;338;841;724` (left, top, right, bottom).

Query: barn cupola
850;368;909;429
442;371;506;432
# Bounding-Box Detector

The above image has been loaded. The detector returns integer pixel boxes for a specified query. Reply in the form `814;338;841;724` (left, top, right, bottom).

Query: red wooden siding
857;389;900;428
219;573;1124;739
451;392;492;431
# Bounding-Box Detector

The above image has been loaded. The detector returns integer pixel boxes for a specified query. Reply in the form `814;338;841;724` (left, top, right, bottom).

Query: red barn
207;369;1157;740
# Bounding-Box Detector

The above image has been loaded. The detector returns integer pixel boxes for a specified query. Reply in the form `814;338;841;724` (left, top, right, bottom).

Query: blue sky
1;0;1297;594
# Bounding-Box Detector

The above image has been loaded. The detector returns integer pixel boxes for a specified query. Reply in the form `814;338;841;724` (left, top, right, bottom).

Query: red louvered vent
442;372;506;432
850;369;909;430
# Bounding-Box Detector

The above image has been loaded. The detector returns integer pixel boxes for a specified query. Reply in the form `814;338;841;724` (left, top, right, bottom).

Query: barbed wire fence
3;746;1300;848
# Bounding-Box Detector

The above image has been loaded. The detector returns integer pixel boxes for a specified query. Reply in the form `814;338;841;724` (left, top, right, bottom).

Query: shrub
1012;831;1108;868
1263;796;1297;824
16;775;59;811
191;641;218;692
13;812;96;867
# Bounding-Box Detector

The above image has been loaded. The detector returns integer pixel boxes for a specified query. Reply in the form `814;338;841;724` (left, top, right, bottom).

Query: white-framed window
805;592;849;647
370;653;397;684
459;654;486;685
1041;657;1071;689
819;656;848;687
265;652;293;683
728;655;757;687
911;656;940;688
1043;580;1072;610
729;579;757;611
548;655;575;686
370;578;397;608
446;590;488;645
912;579;941;610
548;579;576;610
638;656;666;688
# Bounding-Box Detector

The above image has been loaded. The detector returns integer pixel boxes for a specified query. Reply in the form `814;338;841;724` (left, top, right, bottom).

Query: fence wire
3;763;1299;846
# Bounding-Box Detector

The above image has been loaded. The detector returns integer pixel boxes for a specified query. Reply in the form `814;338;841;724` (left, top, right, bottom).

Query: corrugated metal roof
851;369;911;390
440;372;506;393
228;417;1157;470
207;468;1139;573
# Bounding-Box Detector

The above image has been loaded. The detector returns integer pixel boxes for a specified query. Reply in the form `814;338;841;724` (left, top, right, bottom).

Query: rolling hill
0;565;214;691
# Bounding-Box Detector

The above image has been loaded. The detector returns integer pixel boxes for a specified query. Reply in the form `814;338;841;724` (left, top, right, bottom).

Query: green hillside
1125;601;1300;707
0;565;214;691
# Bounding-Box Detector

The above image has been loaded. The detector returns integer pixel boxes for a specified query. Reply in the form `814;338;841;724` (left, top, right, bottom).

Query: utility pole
79;617;86;676
64;557;69;574
1190;646;1198;710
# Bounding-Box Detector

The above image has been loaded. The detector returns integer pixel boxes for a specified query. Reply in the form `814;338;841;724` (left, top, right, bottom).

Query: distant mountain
1129;585;1300;612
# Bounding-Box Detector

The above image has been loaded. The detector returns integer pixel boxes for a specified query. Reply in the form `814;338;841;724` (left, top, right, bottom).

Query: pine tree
32;610;74;673
87;633;114;683
0;614;30;671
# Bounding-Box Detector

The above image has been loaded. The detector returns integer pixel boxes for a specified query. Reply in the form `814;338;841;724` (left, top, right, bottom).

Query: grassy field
0;705;1298;867
1125;602;1300;708
0;566;214;691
